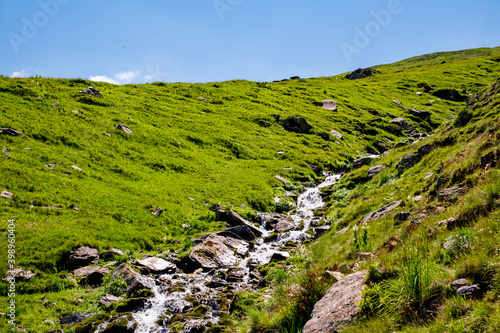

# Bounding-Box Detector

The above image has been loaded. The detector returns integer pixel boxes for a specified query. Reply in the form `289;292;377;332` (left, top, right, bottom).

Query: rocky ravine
59;174;342;332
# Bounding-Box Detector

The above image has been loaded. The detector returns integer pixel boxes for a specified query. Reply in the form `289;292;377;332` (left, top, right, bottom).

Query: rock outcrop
359;200;402;224
303;270;368;333
188;234;249;271
79;86;103;98
346;68;376;80
321;100;338;111
281;116;313;134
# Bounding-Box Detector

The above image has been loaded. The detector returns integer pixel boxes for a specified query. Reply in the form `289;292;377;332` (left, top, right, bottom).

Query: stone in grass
450;278;468;291
321;100;338;111
359;200;402;224
99;294;123;307
367;165;386;178
394;211;411;223
1;190;13;199
115;124;134;134
59;313;95;325
456;284;481;298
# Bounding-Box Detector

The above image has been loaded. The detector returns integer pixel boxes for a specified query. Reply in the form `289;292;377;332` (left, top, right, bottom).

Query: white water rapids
131;174;341;332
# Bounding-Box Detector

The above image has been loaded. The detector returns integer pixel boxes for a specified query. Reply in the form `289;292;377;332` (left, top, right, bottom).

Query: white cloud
143;74;154;82
114;70;141;84
89;70;142;85
11;68;31;78
88;75;120;85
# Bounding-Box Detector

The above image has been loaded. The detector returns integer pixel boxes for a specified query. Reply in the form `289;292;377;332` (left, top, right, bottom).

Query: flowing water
131;174;341;332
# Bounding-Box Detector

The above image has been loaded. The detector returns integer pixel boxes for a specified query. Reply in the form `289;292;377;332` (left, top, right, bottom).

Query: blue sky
1;0;499;83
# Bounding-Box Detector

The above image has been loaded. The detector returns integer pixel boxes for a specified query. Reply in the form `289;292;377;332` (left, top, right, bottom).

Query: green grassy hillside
0;46;499;331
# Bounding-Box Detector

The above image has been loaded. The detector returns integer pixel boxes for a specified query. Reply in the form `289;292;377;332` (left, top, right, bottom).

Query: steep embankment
0;47;499;331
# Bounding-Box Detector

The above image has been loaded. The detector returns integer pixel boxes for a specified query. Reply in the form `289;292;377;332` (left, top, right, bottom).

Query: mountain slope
0;47;499;331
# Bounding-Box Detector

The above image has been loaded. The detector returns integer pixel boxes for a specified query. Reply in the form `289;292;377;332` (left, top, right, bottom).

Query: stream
128;174;341;333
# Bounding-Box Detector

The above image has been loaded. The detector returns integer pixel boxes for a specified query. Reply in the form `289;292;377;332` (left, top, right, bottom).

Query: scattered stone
330;129;344;140
82;267;109;286
413;195;423;202
115;124;133;134
270;252;288;263
367;165;386;178
359;200;402;224
72;110;81;114
436;217;458;230
333;226;349;238
321;100;338;111
45;163;55;169
274;175;290;184
73;266;100;277
275;219;294;232
136;257;177;274
450;278;468;291
480;149;499;168
393;100;402;105
323;271;344;282
416;91;422;96
352;156;377;169
394;211;411;223
456;284;481;298
101;248;126;260
281;115;313;134
51;101;58;108
104;133;112;137
1;191;13;199
197;97;211;101
384;236;401;251
69;245;99;268
437;186;467;202
346;67;375;80
79;86;103;98
0;128;23;137
358;252;374;260
99;294;123;307
374;141;389;153
3;146;8;158
303;270;368;333
151;207;163;217
338;263;353;274
409;108;431;119
71;165;83;171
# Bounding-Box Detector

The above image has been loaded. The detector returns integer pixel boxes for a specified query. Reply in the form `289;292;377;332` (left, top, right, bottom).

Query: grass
0;46;500;331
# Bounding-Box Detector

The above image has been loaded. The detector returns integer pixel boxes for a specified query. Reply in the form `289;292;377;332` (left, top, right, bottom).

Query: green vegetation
0;46;500;331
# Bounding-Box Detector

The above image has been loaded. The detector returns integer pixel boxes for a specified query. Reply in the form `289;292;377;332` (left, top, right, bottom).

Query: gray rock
0;128;23;137
274;175;290;184
101;248;126;260
319;132;330;141
275;219;294;232
330;130;344;140
352;156;377;169
450;278;468;291
79;86;103;98
69;246;99;268
432;89;467;102
456;284;481;298
358;252;374;260
367;165;386;178
303;270;368;333
73;266;100;277
346;67;375;80
189;234;249;271
112;264;151;297
136;257;177;274
1;191;13;199
393;100;402;105
115;124;133;134
322;100;338;111
99;294;123;307
438;186;467;202
5;267;36;280
359;200;402;224
59;312;94;325
409;109;431;119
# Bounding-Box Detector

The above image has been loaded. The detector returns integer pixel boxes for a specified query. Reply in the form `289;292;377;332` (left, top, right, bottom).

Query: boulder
216;225;259;242
79;86;103;98
115;124;133;134
136;257;177;274
73;266;100;277
319;132;330;141
0;128;23;137
112;264;151;297
188;234;249;271
68;246;99;269
330;130;344;140
359;200;402;224
437;186;467;202
321;100;338;111
346;68;375;80
275;219;294;232
450;278;468;291
456;284;481;298
5;267;36;280
82;267;109;286
281;116;313;134
367;165;386;178
101;248;126;260
409;109;431;119
274;175;290;184
151;207;163;217
303;270;368;333
1;191;13;199
352;156;376;169
480;149;499;168
358;252;374;260
393;100;402;105
412;195;423;202
270;252;288;263
432;89;467;102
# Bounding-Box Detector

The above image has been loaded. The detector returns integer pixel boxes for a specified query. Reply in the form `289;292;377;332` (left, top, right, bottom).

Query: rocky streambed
66;174;340;332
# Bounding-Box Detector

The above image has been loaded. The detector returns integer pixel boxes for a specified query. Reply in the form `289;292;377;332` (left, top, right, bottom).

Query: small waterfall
131;174;341;332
